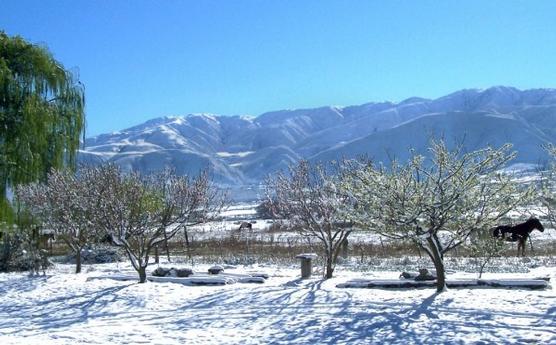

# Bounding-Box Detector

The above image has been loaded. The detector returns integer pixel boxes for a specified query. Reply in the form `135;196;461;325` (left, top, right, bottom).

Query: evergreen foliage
0;32;85;224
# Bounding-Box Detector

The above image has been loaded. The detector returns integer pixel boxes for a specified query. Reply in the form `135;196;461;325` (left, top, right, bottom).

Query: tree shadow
1;275;554;344
0;274;50;295
0;282;138;333
409;292;441;320
117;278;553;344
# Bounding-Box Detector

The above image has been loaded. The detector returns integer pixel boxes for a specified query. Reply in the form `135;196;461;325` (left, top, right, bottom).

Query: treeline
14;166;226;282
265;141;556;292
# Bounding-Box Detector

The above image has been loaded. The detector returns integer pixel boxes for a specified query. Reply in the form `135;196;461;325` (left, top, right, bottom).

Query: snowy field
1;261;555;344
187;203;556;247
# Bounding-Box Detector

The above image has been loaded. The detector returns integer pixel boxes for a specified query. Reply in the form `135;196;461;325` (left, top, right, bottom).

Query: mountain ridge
80;86;556;193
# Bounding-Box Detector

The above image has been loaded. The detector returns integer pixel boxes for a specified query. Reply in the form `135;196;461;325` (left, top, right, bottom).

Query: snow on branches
265;161;352;279
340;140;533;292
18;165;226;282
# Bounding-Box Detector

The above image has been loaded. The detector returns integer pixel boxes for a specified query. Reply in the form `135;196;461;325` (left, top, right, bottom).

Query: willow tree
0;31;85;224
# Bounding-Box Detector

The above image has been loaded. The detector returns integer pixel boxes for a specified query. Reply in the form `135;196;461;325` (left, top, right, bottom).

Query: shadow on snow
0;277;554;344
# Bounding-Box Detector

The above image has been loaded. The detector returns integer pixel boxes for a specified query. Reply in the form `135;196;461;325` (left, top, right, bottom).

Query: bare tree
540;144;556;227
17;169;100;273
266;161;352;279
92;165;225;283
147;169;227;262
341;140;532;292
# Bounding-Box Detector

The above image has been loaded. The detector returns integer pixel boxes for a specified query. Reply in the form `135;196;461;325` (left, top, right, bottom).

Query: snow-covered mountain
80;86;556;189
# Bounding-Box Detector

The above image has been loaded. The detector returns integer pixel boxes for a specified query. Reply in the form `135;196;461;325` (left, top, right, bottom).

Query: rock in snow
208;265;225;275
151;267;194;277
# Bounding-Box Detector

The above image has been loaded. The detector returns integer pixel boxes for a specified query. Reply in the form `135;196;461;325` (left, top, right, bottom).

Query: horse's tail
492;227;502;238
491;226;505;238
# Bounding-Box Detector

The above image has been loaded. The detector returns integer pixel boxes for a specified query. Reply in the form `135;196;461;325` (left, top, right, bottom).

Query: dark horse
238;222;253;231
492;217;545;256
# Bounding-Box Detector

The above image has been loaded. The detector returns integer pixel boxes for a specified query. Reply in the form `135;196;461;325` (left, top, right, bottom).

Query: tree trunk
325;254;334;279
0;235;12;271
426;236;447;292
379;237;386;256
184;227;192;261
75;248;82;274
246;228;250;256
138;266;147;283
154;246;159;264
341;238;349;259
479;259;488;279
163;230;171;262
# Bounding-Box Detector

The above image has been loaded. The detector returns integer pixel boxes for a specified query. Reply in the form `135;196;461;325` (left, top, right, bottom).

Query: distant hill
80;86;556;192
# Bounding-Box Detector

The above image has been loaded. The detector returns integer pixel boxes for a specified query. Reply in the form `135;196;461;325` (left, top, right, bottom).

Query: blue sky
1;1;555;136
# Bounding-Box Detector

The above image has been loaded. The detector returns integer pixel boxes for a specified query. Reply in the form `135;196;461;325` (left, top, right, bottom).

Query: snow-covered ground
219;203;259;219
1;261;554;344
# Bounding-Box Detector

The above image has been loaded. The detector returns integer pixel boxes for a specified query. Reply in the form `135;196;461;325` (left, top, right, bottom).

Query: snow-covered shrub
0;230;51;273
0;226;22;272
223;255;257;266
0;211;52;273
466;227;507;278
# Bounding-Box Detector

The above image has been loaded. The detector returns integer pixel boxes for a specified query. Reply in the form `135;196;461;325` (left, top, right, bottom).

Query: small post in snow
296;253;317;278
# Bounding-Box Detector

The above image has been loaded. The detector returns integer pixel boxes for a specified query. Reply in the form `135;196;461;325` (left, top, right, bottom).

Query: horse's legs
518;239;526;257
529;236;534;254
